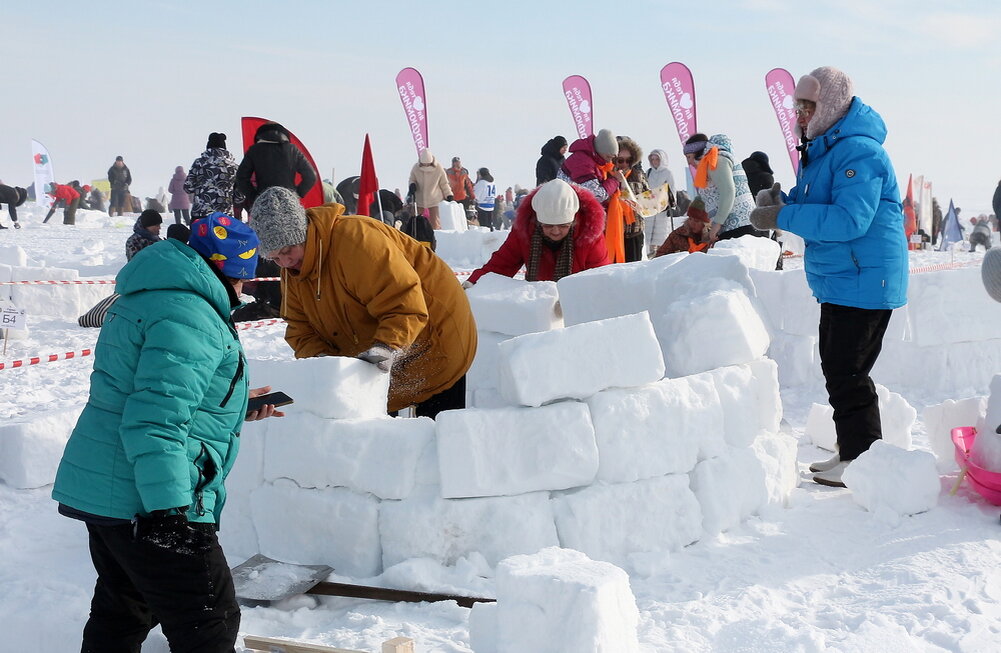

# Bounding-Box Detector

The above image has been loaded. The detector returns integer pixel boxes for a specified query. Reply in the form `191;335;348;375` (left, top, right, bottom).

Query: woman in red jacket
465;179;609;284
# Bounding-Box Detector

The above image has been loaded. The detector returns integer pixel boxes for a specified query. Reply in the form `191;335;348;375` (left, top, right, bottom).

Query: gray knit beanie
982;248;1001;303
795;66;854;139
250;186;308;254
594;129;619;159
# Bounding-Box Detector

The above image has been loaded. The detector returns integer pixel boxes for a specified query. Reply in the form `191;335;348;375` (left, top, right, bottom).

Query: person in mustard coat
250;186;476;417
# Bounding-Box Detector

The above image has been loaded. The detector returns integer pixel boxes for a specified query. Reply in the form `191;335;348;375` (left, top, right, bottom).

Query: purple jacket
560;136;619;200
167;166;192;210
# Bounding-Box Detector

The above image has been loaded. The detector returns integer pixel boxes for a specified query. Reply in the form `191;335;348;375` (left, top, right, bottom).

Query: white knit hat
795;66;854;139
418;148;434;164
532;180;579;225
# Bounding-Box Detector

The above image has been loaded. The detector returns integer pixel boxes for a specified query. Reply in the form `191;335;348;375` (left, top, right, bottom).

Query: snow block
706;359;782;449
651;250;756;307
806;384;915;452
922;396;987;471
908;267;1001;346
751;433;800;511
767;332;821;387
498;311;665;407
690;446;768;535
262;413;433;500
552;475;702;565
707;234;781;271
779;269;820;337
435;230;507;269
557;254;685;327
248;356;390;419
379;490;559;568
436;402;598;498
586;376;717;483
251;479;382;577
0;406;82;489
0;244;27;267
842;441;939;520
657;288;770;378
485;547;641;653
217;419;267;560
9;266;106;321
466;274;561;336
466;331;511;395
437;201;468;231
748;268;784;331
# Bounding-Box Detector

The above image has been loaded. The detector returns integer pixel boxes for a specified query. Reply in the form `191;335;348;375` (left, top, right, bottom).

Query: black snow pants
80;521;240;653
818;302;893;461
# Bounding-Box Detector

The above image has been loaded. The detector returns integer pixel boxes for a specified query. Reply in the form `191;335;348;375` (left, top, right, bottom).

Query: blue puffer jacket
52;239;248;524
778;97;908;310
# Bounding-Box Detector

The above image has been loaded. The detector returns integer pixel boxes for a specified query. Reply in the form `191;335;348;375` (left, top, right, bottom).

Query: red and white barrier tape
235;318;286;330
0;279;117;285
0;348;92;370
909;261;981;274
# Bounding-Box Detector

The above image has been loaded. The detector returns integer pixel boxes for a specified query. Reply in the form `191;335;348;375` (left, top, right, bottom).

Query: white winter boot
809;453;840;473
813;461;850;488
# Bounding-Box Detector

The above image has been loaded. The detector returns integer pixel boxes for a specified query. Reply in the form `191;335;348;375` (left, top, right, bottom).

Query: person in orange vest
446;156;475;213
653;197;711;257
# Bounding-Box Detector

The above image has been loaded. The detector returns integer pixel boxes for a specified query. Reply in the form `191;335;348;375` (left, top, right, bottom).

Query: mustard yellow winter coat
281;204;477;412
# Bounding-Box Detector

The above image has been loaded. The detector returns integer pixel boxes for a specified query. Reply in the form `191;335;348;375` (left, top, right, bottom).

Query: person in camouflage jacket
184;132;242;220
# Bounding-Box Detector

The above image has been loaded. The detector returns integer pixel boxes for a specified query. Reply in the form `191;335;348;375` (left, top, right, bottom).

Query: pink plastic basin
952;426;1001;506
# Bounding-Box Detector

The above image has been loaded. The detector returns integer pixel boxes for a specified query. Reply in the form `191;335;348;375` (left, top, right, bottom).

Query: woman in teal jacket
751;66;908;489
52;213;281;653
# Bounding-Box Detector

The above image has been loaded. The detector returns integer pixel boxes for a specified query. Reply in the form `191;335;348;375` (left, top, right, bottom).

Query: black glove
134;508;213;555
446;195;454;202
407;182;417;197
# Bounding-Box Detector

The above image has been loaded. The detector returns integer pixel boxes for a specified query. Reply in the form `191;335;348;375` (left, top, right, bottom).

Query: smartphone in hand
246;391;294;417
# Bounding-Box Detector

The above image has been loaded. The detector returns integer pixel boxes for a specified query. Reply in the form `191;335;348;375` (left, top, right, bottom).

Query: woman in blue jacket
751;66;908;488
53;213;283;653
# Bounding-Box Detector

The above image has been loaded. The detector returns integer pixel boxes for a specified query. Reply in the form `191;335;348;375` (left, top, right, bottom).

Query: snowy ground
1;205;1000;652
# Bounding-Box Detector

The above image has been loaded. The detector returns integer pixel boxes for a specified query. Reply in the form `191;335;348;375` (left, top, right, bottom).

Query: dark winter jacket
0;184;27;221
236;125;316;206
536;139;566;186
167;166;191;210
108;163;132;191
468;184;609;283
125;217;162;261
52;239;249;524
778;97;908;310
741;152;775;199
185;148;241;219
558;136;619;204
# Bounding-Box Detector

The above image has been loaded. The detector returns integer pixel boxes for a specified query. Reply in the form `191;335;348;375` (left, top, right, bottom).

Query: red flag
903;174;917;249
357;134;379;217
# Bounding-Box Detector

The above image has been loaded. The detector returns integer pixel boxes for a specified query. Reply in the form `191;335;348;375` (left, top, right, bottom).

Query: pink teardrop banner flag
562;75;594;140
659;63;697;146
396;67;429;155
765;67;800;175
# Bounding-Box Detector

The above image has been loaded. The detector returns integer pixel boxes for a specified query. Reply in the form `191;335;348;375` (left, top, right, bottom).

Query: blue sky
3;0;999;216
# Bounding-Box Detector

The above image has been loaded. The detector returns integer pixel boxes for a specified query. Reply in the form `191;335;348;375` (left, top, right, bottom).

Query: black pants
81;522;240;653
818;303;892;461
392;375;467;420
477;207;495;231
172;208;191;224
109;188;128;215
624;232;644;262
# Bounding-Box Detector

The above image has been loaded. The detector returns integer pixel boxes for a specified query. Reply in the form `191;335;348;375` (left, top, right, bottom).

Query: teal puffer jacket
778;97;908;310
52;239;248;524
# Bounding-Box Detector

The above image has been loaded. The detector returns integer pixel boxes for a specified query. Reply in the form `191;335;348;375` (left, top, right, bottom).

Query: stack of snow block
8;266;109;322
707;234;781;271
806;383;916;452
469;547;640;653
464;274;563;408
0;407;82;489
222;356;426;577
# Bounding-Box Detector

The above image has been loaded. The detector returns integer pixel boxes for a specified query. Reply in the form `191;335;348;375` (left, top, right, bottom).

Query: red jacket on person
48;184;80;203
468;183;609;283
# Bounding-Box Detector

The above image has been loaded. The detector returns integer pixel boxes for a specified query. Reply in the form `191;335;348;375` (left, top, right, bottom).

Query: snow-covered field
2;204;1000;652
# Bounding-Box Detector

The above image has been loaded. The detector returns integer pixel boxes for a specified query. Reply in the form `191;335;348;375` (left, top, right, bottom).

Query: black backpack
401;213;436;251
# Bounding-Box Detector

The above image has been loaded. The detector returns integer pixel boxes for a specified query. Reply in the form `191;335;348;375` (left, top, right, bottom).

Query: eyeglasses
614;157;632;165
794;101;815;116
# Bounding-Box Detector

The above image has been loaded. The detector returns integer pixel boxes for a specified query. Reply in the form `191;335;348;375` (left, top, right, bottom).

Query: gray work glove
357;343;396;373
750;182;785;231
